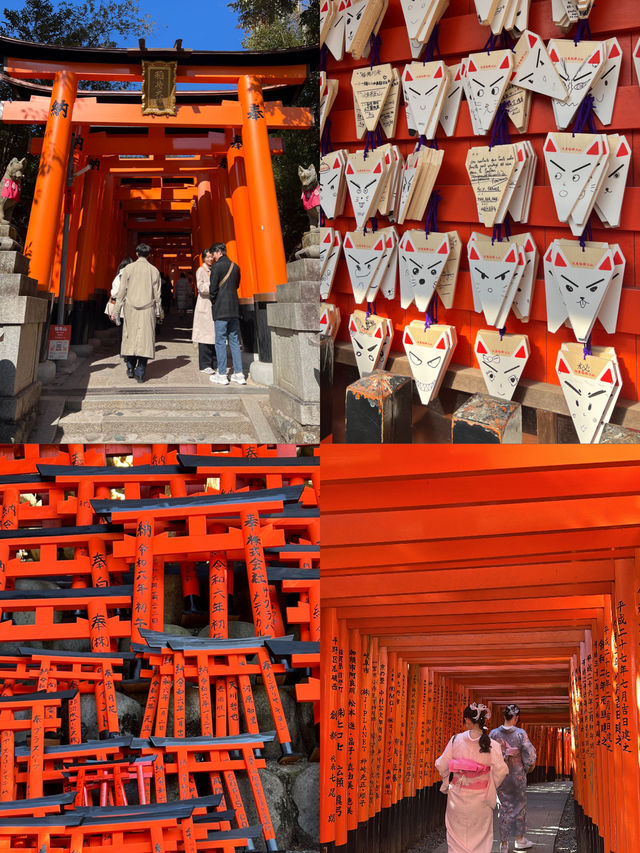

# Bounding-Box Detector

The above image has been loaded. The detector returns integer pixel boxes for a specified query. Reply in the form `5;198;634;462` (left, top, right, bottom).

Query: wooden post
25;70;77;291
237;74;287;297
345;371;413;444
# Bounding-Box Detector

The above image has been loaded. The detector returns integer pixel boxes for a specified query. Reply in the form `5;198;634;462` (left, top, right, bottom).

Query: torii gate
0;36;314;345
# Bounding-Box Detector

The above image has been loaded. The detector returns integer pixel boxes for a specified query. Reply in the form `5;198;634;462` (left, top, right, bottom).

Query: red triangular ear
524;238;535;253
405;69;413;82
549;48;559;62
321;1;328;10
585;141;599;156
517;147;524;162
636;42;640;57
334;233;341;246
558;357;570;374
545;247;553;262
386;237;393;247
504;247;517;263
344;236;353;249
609;43;620;59
320;310;328;324
616;141;629;157
349;318;357;332
613;250;624;265
323;232;332;243
499;55;510;69
544;137;557;152
434;66;443;78
436;336;446;349
454;68;461;81
600;367;614;383
469;246;480;260
403;329;414;345
437;240;449;254
554;252;567;267
527;33;537;47
598;255;612;271
404;239;415;252
374;326;382;338
346;163;354;174
373;239;383;251
514;344;527;358
468;59;477;72
333;157;341;168
589;49;601;65
373;161;382;174
476;339;488;355
510;70;516;80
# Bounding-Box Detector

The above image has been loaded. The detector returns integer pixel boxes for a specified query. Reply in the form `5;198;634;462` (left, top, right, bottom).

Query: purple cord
424;190;442;236
572;93;596;135
321;119;332;156
489;101;510;149
320;45;328;72
369;33;382;67
574;17;592;45
499;326;506;340
583;334;592;360
423;23;441;62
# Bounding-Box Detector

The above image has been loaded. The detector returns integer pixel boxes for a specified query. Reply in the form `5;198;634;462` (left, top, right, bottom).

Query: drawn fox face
557;354;616;442
553;248;613;323
403;327;450;403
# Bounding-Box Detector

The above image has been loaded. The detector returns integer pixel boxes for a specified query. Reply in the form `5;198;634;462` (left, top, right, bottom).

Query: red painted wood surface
325;0;640;400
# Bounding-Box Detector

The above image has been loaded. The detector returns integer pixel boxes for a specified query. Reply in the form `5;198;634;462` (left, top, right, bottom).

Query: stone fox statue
0;158;26;224
298;163;320;229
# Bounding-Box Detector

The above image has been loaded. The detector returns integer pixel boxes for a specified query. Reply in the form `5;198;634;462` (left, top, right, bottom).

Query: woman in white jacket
105;257;133;321
436;703;509;853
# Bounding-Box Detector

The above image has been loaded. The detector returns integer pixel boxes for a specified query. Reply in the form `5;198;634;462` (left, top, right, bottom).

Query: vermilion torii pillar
70;161;103;344
237;75;287;297
227;142;259;302
24;69;77;291
196;173;215;251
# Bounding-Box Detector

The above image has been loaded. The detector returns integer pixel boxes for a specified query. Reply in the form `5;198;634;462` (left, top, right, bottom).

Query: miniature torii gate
0;36;315;344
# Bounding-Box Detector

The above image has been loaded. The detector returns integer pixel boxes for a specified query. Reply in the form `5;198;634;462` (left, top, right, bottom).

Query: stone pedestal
267;255;320;443
345;370;412;444
0;223;48;441
452;393;522;444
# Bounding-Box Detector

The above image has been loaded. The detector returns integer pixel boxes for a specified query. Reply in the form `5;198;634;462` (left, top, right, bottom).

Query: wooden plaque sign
142;61;178;116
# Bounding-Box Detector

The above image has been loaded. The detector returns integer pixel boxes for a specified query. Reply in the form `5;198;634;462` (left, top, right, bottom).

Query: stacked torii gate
0;36;314;345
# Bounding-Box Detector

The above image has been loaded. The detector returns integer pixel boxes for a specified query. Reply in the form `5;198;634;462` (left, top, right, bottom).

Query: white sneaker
500;844;509;853
210;373;229;385
515;839;533;850
200;367;215;374
230;372;246;385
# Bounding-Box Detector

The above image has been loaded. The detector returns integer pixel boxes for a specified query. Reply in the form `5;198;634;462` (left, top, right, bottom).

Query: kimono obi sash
449;758;490;791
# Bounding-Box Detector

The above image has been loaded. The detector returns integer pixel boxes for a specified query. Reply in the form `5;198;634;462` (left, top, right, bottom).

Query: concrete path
430;781;572;853
31;310;282;443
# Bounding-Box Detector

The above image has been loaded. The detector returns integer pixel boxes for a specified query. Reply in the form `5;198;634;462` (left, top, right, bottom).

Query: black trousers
198;342;218;371
124;355;148;377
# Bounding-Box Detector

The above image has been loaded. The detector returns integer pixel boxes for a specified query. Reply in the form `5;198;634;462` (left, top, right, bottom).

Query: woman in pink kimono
436;703;509;853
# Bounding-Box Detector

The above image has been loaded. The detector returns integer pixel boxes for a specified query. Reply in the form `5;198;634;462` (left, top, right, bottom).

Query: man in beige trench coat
114;243;163;383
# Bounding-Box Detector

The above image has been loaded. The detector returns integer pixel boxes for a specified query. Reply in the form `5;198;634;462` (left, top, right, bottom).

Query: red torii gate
0;36;315;344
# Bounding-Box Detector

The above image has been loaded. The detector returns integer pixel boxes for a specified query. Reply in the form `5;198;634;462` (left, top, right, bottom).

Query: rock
197;620;257;640
43;637;92;653
37;360;56;384
79;689;143;740
249;360;274;386
251;684;300;759
164;684;201;738
237;765;289;852
163;573;184;626
0;639;42;655
70;343;93;358
292;763;320;843
295;698;317;757
11;578;63;627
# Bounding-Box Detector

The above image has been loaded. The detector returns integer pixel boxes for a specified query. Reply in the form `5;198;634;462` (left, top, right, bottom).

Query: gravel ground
403;824;447;853
553;783;578;853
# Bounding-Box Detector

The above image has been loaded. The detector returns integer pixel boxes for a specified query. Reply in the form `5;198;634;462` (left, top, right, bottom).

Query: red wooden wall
325;0;640;401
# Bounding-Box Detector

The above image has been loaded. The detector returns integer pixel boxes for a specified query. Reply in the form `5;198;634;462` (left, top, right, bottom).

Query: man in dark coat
209;242;245;385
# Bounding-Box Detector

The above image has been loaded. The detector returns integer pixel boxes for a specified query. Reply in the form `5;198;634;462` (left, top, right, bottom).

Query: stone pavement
430;781;572;853
30;310;282;443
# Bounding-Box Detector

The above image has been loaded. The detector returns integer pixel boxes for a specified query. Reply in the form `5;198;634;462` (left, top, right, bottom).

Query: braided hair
463;703;491;753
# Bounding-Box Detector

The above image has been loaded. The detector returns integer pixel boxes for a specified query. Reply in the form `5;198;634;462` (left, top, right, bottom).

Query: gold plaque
142;61;177;116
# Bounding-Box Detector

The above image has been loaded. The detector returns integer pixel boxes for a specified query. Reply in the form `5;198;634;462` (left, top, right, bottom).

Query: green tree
0;0;153;235
229;0;319;259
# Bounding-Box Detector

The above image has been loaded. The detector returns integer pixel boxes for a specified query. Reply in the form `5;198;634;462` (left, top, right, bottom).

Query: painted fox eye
565;284;574;292
554;172;563;181
572;174;581;182
476;88;484;98
490;86;499;96
509;375;517;385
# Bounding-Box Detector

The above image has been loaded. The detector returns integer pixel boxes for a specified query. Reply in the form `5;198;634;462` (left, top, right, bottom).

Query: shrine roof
0;35;318;70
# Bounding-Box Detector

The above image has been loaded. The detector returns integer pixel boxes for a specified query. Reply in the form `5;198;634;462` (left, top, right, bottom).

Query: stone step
59;394;253;413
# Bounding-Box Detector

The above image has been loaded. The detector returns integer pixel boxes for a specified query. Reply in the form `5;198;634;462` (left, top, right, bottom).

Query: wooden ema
320;446;640;853
1;43;314;305
325;0;640;416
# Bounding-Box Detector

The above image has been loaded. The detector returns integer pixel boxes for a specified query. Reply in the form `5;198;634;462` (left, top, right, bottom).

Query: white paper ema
474;330;529;401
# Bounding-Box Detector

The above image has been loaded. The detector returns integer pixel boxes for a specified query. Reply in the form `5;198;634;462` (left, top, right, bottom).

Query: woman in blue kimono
490;704;537;853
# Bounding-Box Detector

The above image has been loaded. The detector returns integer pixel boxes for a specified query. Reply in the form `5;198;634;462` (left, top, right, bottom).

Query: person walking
113;243;163;383
208;242;246;386
193;248;217;374
490;704;537;853
105;257;133;323
174;272;192;316
435;703;509;853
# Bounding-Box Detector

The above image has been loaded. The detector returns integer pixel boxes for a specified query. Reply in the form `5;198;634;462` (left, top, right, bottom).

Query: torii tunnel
0;36;314;344
320;446;640;853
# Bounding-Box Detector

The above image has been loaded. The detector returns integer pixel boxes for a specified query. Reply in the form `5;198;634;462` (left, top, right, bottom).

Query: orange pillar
70;163;104;344
237;75;287;296
212;169;236;259
196;173;215;251
227;143;259;301
25;70;77;291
